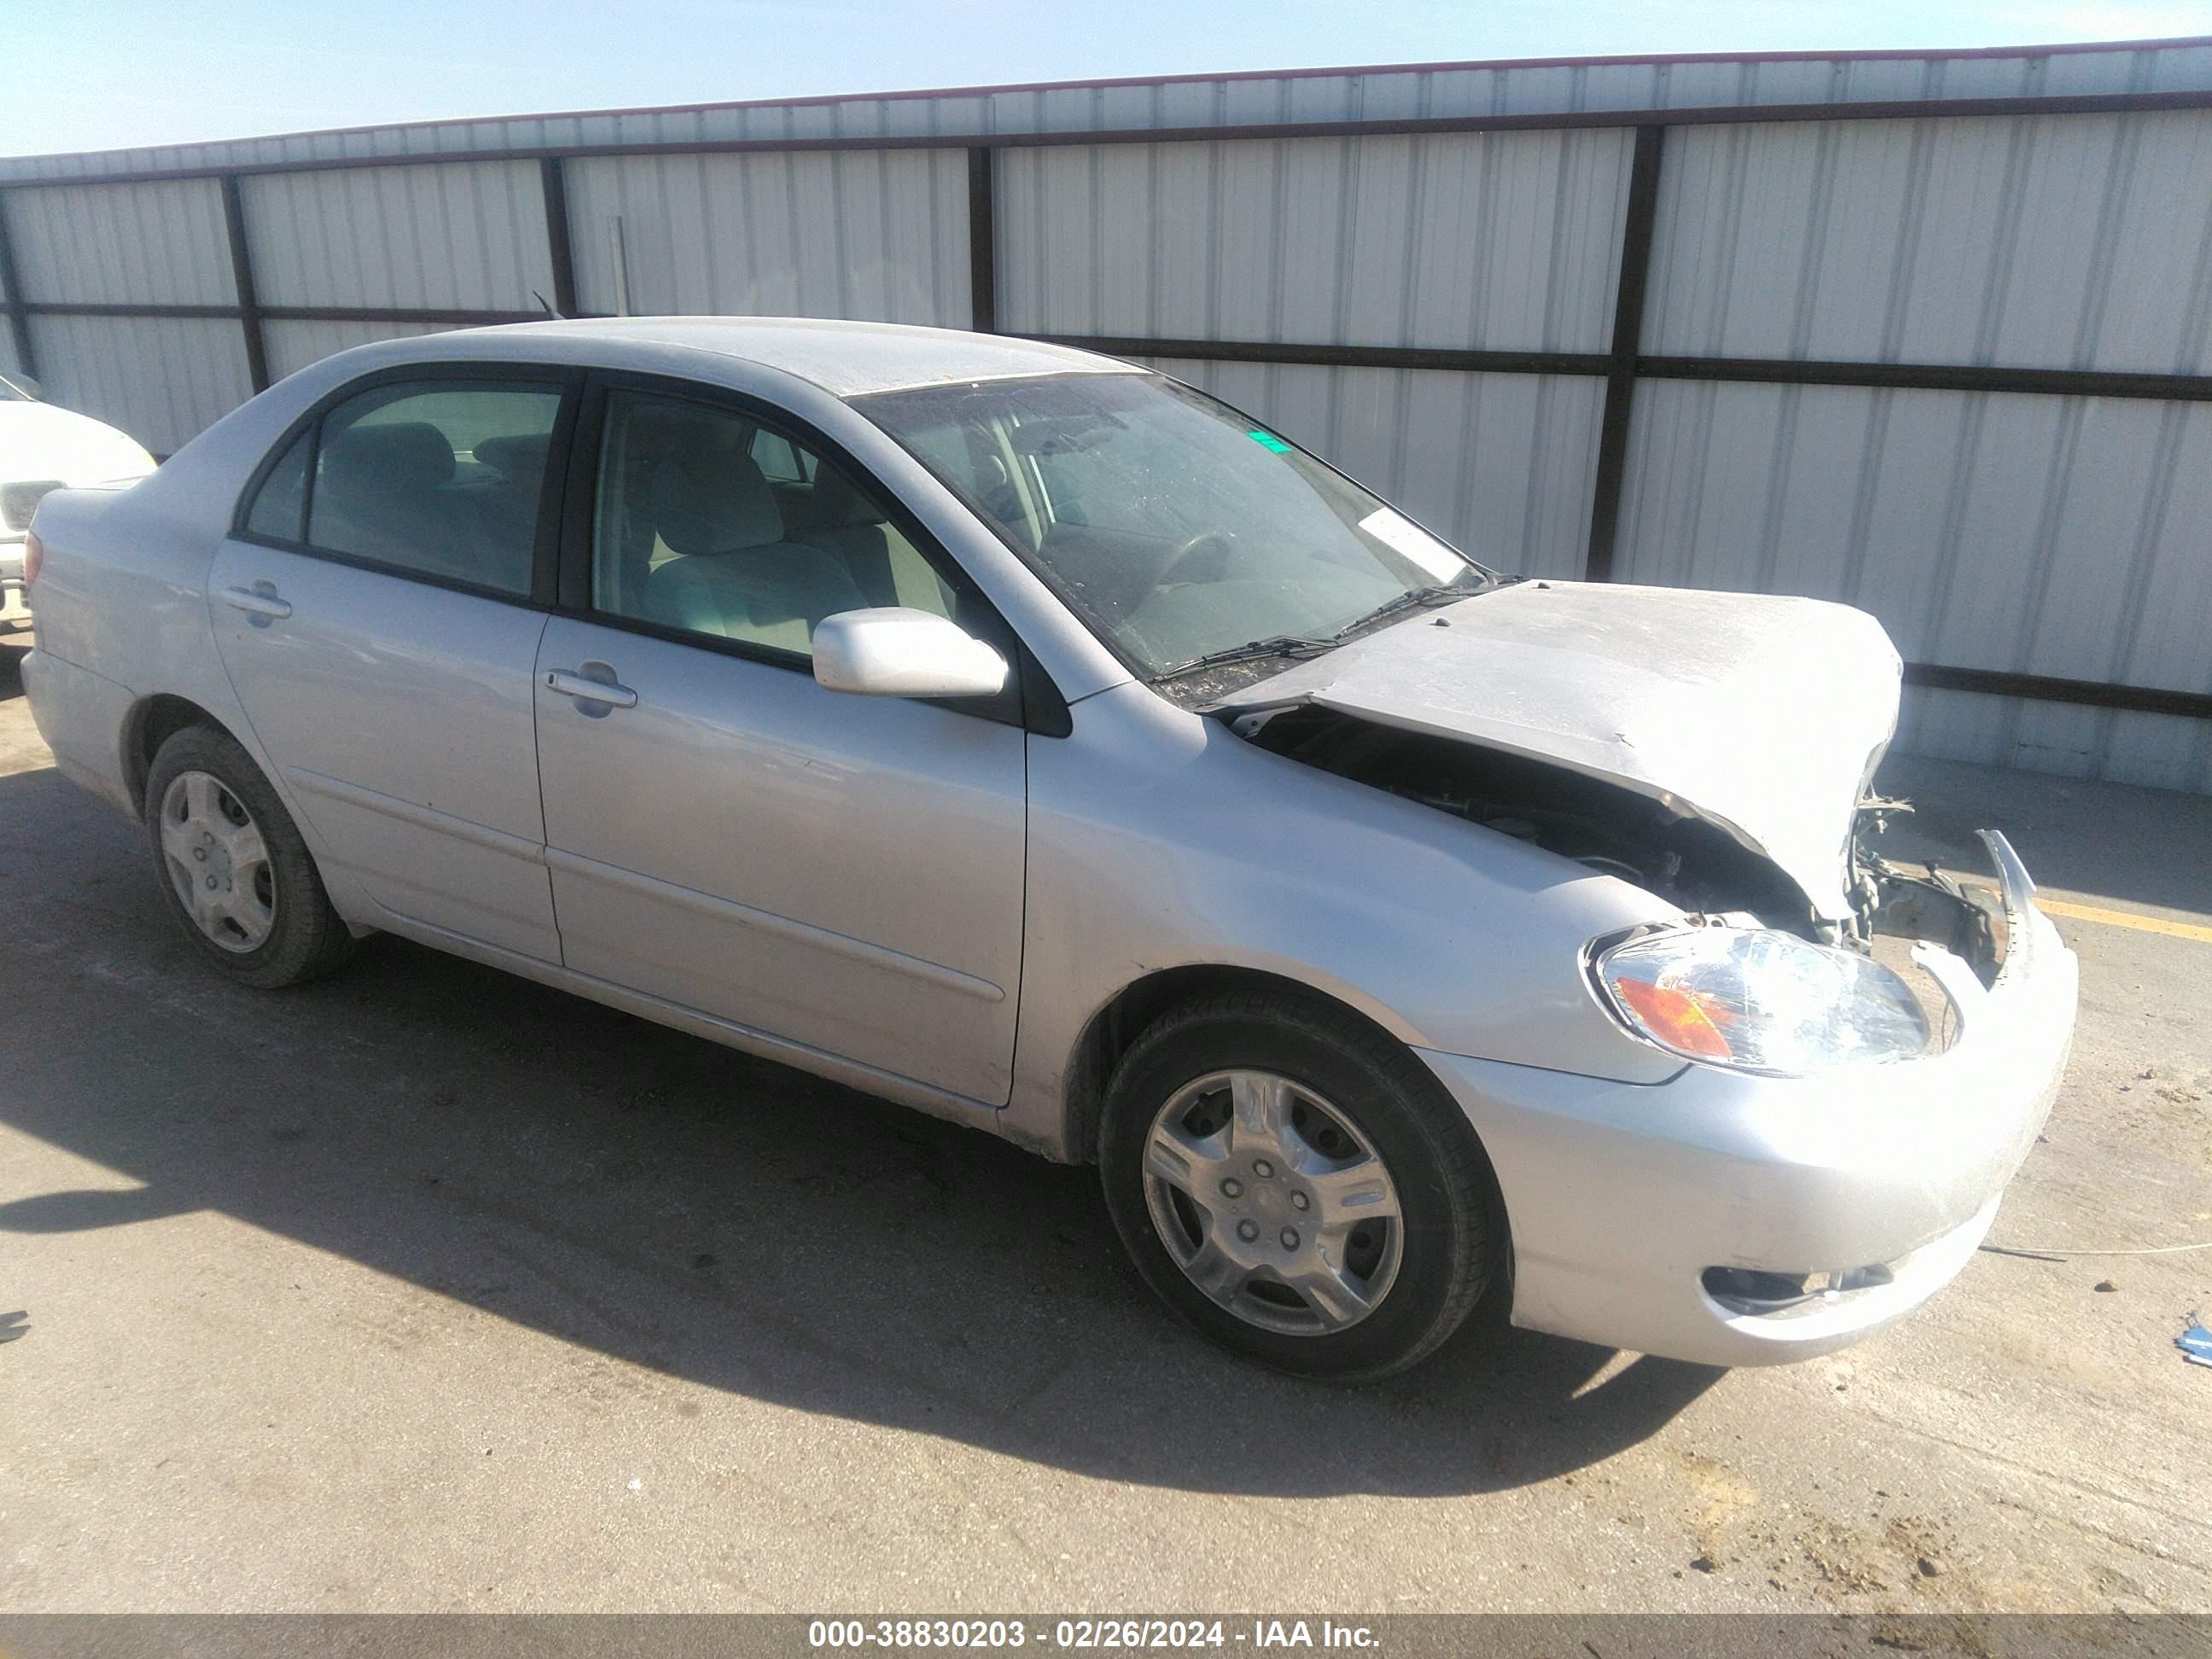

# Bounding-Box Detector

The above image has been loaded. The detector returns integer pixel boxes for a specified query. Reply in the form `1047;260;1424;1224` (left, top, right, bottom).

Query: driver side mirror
812;608;1009;700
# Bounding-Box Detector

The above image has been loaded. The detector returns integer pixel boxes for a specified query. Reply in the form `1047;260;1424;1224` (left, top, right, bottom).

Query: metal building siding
1615;380;2212;779
1644;110;2212;372
1145;357;1602;578
562;148;971;324
240;160;554;311
0;179;234;306
998;130;1633;350
24;315;251;455
0;236;16;372
1899;689;2212;792
3;46;2209;793
8;43;2209;183
262;318;460;381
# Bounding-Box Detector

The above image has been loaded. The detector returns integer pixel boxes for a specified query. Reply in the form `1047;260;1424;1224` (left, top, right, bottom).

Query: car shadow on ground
0;742;1721;1499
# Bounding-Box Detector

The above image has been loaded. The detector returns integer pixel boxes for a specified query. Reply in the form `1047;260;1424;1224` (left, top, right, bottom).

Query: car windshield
853;372;1493;679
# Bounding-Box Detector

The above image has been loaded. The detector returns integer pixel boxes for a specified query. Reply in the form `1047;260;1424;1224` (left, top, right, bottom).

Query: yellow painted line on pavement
2034;897;2212;944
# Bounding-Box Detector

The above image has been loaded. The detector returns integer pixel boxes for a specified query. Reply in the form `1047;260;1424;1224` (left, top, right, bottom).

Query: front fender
1004;682;1685;1158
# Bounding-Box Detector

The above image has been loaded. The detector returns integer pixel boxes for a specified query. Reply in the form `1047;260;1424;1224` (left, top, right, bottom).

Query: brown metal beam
1583;124;1665;583
9;300;2212;409
967;148;997;334
1639;354;2212;402
539;157;579;319
1033;334;1608;376
0;195;36;379
218;175;269;393
0;301;543;326
1902;663;2212;721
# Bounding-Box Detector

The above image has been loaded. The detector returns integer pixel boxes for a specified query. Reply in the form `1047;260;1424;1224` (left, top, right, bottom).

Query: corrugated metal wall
0;178;248;452
9;39;2212;181
996;128;1626;579
565;148;972;323
0;226;18;377
1644;110;2212;372
1620;105;2212;790
4;178;235;306
242;160;555;312
3;42;2209;789
998;130;1631;348
23;314;252;455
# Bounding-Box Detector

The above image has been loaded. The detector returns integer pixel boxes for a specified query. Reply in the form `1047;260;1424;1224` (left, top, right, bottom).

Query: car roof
454;316;1131;399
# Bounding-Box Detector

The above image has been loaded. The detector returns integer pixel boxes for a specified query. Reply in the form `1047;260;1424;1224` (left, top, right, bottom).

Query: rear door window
260;379;564;599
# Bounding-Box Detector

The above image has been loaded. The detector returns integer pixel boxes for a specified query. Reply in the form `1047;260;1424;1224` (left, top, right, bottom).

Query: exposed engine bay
1231;705;2005;987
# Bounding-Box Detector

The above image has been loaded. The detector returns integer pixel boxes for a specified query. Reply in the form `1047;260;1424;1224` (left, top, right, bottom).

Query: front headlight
1594;927;1930;1077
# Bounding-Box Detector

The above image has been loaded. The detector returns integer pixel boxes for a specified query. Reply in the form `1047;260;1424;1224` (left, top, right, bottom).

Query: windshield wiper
1151;634;1335;684
1150;573;1503;685
1328;573;1491;642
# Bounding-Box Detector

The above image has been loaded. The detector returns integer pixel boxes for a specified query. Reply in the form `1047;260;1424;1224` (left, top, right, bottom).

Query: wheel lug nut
1237;1220;1260;1243
205;876;218;890
1220;1178;1243;1198
193;848;207;862
1253;1159;1274;1178
1280;1228;1300;1249
1291;1191;1310;1210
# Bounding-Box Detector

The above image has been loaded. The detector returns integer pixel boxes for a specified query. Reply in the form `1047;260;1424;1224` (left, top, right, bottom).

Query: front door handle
545;667;638;710
222;584;292;620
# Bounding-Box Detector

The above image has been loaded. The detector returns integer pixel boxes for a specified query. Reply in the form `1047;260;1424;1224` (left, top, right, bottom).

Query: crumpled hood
0;401;157;496
1217;580;1902;921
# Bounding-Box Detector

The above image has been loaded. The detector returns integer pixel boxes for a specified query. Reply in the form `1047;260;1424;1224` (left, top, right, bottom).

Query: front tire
1098;990;1503;1382
143;725;355;989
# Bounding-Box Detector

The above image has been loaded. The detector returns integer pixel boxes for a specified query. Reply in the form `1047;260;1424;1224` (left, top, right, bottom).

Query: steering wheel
1155;529;1243;589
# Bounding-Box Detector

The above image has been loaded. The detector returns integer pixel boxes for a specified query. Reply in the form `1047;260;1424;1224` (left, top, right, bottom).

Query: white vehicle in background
0;372;156;637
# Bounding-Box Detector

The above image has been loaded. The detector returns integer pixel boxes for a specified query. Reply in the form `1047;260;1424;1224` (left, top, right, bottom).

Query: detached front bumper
1419;832;2077;1367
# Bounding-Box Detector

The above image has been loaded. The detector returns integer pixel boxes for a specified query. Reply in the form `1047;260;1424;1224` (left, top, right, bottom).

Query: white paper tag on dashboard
1357;507;1466;582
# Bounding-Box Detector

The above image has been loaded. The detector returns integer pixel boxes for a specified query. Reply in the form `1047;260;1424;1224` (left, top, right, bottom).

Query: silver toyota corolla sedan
20;318;2077;1379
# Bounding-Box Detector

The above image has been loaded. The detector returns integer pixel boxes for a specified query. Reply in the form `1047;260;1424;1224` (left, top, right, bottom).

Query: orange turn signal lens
1609;974;1736;1061
1595;926;1930;1075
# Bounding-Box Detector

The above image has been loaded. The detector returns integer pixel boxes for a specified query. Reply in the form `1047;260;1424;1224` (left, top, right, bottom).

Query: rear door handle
545;667;638;709
222;585;292;620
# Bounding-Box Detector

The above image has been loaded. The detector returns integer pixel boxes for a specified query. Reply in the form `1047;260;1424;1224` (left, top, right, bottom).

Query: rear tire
1098;989;1503;1382
143;725;355;989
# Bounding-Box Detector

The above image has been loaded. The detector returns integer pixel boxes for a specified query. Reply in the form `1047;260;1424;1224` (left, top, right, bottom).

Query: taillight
22;529;44;591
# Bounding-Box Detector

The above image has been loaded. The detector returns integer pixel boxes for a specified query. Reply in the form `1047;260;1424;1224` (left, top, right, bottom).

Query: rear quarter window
242;428;312;543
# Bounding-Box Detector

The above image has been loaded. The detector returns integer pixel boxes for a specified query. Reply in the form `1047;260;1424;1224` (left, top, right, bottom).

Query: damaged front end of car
1195;580;2075;1359
1230;695;2000;951
1219;698;2034;1151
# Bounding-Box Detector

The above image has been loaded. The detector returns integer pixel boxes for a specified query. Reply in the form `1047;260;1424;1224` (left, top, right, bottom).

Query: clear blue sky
13;1;2212;158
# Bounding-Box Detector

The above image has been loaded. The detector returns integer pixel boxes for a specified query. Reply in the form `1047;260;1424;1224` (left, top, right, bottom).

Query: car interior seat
639;445;866;654
797;463;958;618
316;420;533;590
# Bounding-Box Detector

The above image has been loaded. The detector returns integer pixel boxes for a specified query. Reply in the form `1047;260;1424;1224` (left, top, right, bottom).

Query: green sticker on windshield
1247;429;1293;453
